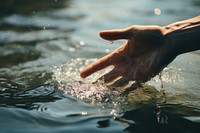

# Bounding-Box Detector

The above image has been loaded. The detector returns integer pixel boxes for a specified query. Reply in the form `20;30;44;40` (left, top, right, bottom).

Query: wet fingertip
80;72;87;78
99;30;113;41
99;31;107;39
80;74;85;78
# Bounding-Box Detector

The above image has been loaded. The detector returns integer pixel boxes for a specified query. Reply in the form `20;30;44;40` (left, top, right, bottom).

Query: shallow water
0;0;200;133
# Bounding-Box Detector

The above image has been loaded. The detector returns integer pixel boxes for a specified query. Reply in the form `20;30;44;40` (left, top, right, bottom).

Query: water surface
0;0;200;133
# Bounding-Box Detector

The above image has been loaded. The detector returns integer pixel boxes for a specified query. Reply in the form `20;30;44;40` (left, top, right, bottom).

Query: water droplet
69;47;75;52
81;112;88;116
79;41;85;46
154;8;161;15
105;49;110;53
110;109;117;115
109;41;114;44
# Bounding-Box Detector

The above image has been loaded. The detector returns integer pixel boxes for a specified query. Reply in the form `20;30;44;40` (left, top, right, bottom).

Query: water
0;0;200;133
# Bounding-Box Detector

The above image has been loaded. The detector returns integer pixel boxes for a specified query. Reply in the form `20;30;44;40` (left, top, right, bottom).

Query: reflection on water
120;105;200;133
0;0;200;133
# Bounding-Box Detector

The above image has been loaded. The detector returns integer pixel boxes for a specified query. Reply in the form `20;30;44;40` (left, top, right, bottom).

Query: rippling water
0;0;200;133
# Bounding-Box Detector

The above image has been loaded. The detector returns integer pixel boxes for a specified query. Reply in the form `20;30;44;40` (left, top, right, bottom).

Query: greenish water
0;0;200;133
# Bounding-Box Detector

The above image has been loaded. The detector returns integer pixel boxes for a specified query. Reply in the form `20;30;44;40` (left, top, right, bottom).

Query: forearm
163;15;200;55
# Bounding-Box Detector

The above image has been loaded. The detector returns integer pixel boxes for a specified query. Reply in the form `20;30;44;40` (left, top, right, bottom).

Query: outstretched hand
80;25;177;90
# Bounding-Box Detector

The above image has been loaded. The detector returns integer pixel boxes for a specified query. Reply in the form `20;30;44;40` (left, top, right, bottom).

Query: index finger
80;27;131;78
80;54;113;78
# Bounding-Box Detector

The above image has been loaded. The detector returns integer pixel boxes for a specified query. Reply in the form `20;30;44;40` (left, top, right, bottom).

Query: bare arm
164;15;200;54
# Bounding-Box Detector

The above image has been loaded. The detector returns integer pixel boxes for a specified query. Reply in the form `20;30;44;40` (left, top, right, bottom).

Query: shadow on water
116;105;200;133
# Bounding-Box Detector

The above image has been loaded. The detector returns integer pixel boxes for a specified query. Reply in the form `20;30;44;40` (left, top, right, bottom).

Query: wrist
162;16;200;55
162;25;180;56
156;26;179;58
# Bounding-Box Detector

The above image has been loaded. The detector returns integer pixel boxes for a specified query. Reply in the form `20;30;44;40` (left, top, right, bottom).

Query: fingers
111;77;129;87
99;28;131;41
98;69;120;83
80;27;132;79
121;82;141;95
80;54;113;78
80;45;126;78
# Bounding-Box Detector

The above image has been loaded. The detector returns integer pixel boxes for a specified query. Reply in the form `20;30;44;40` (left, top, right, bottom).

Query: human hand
80;25;177;90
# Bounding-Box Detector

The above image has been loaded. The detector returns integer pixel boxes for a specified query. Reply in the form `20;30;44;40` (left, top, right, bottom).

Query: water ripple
0;79;59;110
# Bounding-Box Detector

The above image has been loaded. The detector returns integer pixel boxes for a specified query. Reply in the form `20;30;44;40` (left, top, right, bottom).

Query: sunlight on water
148;66;184;90
53;58;110;83
53;58;200;108
52;58;178;111
52;58;125;110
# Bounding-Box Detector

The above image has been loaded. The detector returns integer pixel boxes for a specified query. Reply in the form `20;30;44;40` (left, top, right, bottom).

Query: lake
0;0;200;133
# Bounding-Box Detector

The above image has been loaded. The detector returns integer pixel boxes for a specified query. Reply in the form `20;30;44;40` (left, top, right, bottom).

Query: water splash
52;58;123;106
52;58;171;111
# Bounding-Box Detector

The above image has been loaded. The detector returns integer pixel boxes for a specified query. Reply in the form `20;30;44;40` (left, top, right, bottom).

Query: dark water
0;0;200;133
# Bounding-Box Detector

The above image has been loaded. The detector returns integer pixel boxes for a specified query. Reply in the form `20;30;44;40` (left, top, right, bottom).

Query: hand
80;25;177;89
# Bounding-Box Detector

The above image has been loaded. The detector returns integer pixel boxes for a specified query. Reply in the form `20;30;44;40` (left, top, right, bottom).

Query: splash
52;58;123;105
52;58;171;111
52;58;192;111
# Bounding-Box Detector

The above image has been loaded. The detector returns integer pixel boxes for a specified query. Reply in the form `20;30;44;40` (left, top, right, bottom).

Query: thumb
99;28;131;41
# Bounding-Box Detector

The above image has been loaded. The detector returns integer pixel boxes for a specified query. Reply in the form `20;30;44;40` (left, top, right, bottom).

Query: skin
80;15;200;90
